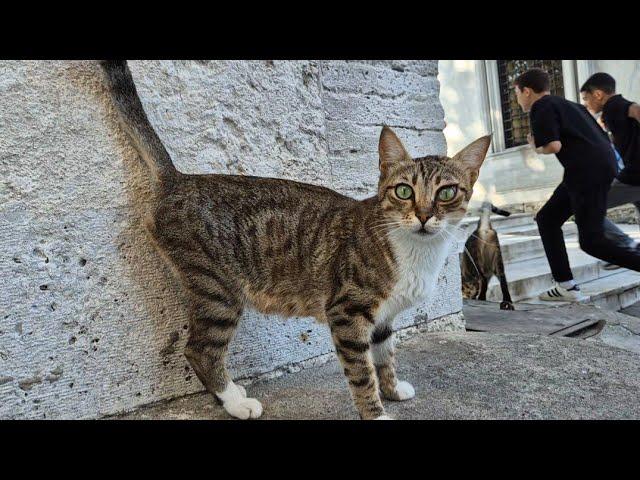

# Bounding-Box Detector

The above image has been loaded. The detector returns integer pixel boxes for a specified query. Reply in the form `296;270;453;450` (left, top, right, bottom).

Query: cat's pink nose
416;213;430;225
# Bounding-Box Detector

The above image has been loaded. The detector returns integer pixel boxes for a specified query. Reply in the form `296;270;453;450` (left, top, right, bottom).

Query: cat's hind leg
478;276;489;301
371;323;415;402
183;284;262;420
496;253;515;310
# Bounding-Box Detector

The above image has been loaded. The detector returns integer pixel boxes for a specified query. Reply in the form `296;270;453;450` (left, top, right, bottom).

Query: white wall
438;60;489;158
592;61;640;102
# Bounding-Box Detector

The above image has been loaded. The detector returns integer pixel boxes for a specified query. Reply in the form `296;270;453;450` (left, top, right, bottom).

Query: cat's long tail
490;204;511;217
478;202;510;230
99;60;178;189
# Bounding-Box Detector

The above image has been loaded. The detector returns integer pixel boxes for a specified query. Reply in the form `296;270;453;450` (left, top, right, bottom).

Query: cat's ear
379;126;410;174
451;134;492;185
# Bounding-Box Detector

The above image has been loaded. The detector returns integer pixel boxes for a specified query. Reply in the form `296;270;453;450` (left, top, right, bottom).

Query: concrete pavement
114;330;640;420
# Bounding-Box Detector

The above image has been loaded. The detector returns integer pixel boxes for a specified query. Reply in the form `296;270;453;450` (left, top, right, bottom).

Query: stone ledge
351;60;439;78
321;61;438;98
322;90;445;131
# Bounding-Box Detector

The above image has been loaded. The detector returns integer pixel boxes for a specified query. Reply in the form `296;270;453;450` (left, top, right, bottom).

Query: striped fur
100;61;490;420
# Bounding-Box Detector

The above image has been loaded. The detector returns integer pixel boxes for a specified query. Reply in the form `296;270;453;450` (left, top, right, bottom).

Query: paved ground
465;300;607;337
621;300;640;318
114;330;640;420
464;299;640;354
597;300;640;355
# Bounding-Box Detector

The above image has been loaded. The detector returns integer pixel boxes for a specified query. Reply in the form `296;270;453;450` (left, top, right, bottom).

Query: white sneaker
538;285;588;302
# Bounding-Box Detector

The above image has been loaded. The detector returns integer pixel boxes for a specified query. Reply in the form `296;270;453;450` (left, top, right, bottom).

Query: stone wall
0;60;458;419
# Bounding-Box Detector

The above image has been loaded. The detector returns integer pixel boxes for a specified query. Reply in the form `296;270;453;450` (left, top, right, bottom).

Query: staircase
458;213;640;311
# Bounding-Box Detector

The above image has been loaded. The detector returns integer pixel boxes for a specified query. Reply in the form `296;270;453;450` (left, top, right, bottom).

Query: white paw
223;397;263;420
237;384;247;397
216;381;263;420
394;381;415;401
374;415;394;420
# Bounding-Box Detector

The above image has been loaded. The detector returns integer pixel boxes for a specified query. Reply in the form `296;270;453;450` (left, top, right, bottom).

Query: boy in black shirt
580;73;640;270
549;73;640;273
582;73;640;186
514;69;640;302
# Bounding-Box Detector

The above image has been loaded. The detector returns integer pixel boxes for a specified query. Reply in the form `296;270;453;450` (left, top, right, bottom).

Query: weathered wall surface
0;60;457;419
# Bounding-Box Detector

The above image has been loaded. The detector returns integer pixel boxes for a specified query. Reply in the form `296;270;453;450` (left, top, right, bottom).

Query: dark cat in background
461;202;515;310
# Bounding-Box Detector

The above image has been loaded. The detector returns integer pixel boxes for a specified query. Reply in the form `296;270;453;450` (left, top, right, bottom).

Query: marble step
460;212;533;232
476;218;640;311
497;233;547;264
502;223;640;265
460;222;578;264
496;221;577;238
518;269;640;312
486;247;621;303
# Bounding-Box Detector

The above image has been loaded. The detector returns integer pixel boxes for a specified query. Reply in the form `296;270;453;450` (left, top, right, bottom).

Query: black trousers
536;181;640;282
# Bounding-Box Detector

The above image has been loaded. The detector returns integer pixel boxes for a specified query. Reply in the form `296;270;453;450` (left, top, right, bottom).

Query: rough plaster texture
0;60;454;419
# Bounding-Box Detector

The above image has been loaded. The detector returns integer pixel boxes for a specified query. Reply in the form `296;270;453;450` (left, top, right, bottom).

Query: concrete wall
0;60;459;419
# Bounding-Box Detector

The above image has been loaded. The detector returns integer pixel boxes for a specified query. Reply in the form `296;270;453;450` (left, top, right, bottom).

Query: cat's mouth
414;226;438;236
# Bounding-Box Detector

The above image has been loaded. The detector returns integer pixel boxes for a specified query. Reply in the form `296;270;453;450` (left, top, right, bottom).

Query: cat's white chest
375;234;452;323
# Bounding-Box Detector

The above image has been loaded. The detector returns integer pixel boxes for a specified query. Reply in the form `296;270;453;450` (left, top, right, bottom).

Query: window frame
481;60;590;155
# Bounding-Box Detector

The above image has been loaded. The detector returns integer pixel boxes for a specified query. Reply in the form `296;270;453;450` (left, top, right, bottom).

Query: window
496;60;565;149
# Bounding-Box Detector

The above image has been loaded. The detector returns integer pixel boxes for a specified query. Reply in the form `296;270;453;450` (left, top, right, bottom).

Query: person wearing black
580;73;640;269
514;68;640;302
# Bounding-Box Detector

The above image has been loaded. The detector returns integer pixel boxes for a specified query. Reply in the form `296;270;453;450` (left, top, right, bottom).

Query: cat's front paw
374;415;394;420
383;380;415;401
223;397;263;420
217;381;263;420
237;384;247;397
500;301;515;310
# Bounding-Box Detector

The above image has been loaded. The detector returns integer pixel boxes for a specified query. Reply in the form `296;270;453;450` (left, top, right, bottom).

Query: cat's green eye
437;186;457;202
395;184;414;200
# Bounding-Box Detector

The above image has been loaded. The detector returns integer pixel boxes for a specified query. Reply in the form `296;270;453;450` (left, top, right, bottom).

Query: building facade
439;60;640;211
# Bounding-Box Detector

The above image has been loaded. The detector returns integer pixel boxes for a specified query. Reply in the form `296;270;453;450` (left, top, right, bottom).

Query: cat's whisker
462;245;481;277
445;223;473;237
370;223;404;234
441;227;481;277
440;227;464;249
370;221;403;229
371;219;404;227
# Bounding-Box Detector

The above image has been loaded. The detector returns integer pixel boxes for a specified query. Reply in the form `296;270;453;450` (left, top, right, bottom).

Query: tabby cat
460;202;515;310
100;61;491;420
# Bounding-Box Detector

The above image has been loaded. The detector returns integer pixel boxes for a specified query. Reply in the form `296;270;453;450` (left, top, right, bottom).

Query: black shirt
530;95;616;188
602;94;640;185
